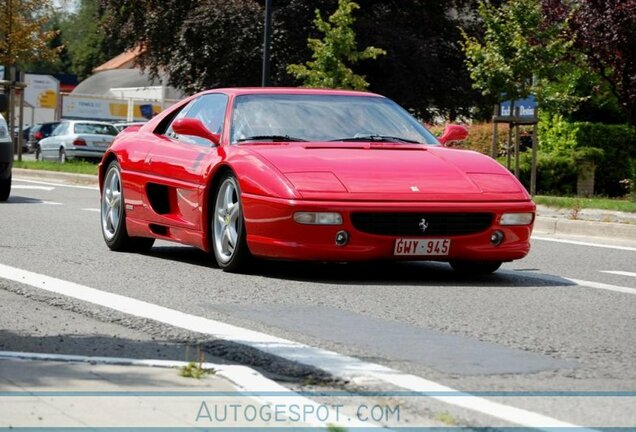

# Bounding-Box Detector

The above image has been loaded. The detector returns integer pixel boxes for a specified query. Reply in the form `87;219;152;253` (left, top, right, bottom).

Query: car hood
244;142;531;202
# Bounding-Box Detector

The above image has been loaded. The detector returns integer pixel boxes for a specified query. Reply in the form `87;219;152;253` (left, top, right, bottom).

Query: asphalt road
1;176;635;428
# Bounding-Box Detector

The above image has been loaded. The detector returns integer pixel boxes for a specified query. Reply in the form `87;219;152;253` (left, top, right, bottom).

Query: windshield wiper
329;135;423;144
237;135;307;143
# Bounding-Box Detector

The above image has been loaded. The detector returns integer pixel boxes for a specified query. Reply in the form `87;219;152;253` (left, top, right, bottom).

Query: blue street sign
500;95;537;118
139;104;154;120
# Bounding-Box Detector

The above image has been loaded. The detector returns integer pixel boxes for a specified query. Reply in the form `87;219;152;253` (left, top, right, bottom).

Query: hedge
535;115;636;197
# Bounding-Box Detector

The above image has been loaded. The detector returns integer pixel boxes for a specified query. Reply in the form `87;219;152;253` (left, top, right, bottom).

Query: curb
534;216;636;241
13;168;98;185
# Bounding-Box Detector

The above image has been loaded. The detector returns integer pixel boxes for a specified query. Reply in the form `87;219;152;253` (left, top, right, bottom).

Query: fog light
335;230;349;246
500;212;534;225
294;212;343;225
490;230;504;246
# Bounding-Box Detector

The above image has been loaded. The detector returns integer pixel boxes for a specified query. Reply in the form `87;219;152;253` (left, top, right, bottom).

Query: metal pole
514;107;520;179
491;104;498;159
530;108;539;196
261;0;272;87
17;85;24;162
8;68;15;157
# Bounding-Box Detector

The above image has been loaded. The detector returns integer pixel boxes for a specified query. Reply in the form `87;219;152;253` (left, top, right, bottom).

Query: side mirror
172;117;220;146
438;124;469;146
0;94;8;112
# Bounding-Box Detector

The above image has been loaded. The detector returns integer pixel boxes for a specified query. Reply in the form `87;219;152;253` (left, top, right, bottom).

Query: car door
141;93;228;231
40;122;67;160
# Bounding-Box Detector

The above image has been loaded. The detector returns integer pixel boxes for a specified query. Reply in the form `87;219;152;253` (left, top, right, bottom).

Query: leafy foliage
101;0;491;120
536;115;636;197
61;0;126;79
286;0;385;90
461;0;577;109
542;0;636;126
0;0;61;68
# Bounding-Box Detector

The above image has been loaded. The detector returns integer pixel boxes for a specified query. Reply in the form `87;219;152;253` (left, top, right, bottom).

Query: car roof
61;120;116;125
200;87;384;98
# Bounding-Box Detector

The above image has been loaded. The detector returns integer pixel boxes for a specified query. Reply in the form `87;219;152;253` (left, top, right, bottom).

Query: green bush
517;151;577;195
538;115;636;197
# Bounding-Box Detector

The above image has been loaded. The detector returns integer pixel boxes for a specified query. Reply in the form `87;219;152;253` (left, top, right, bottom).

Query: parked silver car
39;120;119;163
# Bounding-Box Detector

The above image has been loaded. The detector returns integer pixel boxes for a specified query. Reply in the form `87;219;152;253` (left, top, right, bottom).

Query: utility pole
261;0;272;87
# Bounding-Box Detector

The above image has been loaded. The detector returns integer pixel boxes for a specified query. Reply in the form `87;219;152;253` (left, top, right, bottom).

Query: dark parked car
0;94;11;201
29;122;61;160
13;125;31;153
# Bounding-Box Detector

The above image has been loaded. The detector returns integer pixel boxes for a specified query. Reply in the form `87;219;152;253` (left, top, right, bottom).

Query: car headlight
294;212;343;225
500;212;534;225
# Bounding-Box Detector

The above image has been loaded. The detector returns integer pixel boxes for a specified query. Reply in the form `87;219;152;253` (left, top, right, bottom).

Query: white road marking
13;177;99;191
10;185;55;191
503;270;636;295
532;236;636;252
0;262;582;429
41;201;63;206
600;270;636;279
0;351;369;428
81;208;100;213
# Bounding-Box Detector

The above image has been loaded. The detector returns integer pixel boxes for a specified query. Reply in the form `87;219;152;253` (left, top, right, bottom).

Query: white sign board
25;74;60;109
62;95;161;121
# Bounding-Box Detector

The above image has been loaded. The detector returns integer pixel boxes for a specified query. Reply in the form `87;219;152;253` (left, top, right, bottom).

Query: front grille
350;212;494;237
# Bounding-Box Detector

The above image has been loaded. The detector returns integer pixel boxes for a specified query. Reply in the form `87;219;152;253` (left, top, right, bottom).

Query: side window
52;123;68;136
165;93;228;146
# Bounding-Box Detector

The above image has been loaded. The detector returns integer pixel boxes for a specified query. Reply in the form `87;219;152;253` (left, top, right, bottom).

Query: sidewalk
0;352;332;429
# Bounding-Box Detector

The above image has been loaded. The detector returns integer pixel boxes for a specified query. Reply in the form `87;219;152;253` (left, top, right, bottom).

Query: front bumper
242;194;534;262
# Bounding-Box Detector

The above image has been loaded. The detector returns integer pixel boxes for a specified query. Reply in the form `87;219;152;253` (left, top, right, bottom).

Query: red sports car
99;88;534;273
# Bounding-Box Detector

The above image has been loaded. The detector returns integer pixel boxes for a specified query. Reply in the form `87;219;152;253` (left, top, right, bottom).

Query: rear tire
0;175;10;202
211;172;251;272
101;160;155;252
449;260;502;275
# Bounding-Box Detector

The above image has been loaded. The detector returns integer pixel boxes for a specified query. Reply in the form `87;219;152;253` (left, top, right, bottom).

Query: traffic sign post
492;96;539;196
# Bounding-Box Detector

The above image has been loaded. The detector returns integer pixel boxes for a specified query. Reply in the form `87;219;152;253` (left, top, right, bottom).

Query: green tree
0;0;60;70
461;0;577;111
61;0;126;79
286;0;385;90
24;9;72;74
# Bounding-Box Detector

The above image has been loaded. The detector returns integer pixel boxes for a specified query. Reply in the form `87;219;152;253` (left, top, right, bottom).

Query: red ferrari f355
99;88;534;273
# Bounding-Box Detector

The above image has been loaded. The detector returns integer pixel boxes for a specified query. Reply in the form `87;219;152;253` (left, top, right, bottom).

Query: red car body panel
100;87;535;263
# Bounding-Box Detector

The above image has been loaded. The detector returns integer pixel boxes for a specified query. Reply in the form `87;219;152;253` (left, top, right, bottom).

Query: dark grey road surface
1;178;635;427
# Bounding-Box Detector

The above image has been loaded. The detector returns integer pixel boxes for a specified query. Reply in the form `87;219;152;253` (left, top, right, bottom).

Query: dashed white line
532;236;636;252
41;201;63;206
0;262;582;429
10;185;55;191
81;208;100;213
600;270;636;279
13;177;99;191
503;270;636;296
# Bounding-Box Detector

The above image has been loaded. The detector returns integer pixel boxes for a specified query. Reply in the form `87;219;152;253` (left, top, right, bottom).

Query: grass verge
534;195;636;213
13;160;99;175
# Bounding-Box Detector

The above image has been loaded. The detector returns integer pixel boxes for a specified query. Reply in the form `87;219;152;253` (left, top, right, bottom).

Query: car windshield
74;123;118;136
230;94;439;145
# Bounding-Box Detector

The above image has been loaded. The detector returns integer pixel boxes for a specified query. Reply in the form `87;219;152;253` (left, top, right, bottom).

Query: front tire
0;175;10;202
449;260;502;275
101;160;154;252
211;173;250;272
